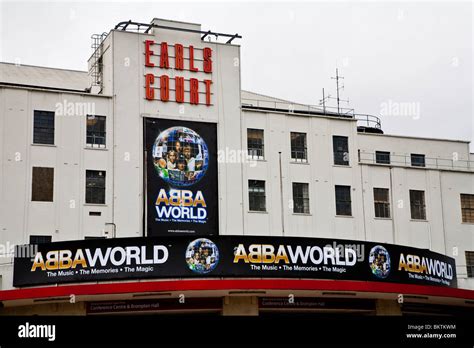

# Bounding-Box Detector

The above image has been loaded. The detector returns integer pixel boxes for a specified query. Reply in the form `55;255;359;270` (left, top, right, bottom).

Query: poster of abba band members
144;118;218;236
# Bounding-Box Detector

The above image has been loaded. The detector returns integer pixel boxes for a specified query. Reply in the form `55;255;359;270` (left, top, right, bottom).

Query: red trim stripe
0;279;473;302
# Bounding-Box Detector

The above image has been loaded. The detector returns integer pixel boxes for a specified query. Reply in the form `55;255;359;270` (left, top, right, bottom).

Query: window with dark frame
373;188;391;218
335;185;352;216
410;190;426;220
248;180;266;212
461;194;474;223
29;235;52;245
290;132;307;162
333;136;349;165
466;251;474;278
375;151;391;164
247;128;264;159
292;183;310;214
31;167;54;202
411;153;426;167
86;170;106;204
86;115;106;148
33;110;55;145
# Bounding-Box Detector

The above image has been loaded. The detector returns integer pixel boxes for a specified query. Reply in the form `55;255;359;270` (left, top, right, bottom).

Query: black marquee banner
144;118;218;236
13;236;457;288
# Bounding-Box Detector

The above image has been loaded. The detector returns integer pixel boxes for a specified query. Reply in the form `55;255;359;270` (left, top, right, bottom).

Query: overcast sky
1;1;473;150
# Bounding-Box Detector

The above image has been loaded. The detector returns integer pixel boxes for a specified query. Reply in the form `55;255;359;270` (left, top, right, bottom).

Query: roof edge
358;131;471;144
0;61;88;74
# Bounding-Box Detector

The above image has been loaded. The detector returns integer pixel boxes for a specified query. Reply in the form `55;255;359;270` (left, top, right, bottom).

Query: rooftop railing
241;97;355;117
359;151;474;172
355;114;382;130
241;98;383;133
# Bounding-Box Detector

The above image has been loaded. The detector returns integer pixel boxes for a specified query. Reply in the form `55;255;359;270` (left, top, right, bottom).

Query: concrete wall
240;111;474;289
0;87;112;289
0;88;113;244
242;110;365;241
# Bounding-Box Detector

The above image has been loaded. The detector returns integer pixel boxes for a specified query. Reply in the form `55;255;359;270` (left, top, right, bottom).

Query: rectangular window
29;235;52;245
466;251;474;278
290;132;307;162
410;190;426;220
375;151;391;164
373;188;391;218
247;128;264;160
461;194;474;223
248;180;266;212
333;136;349;165
411;153;426;167
31;167;54;202
85;236;106;240
292;183;310;214
33;110;55;145
335;185;352;216
86;170;106;204
86;115;106;148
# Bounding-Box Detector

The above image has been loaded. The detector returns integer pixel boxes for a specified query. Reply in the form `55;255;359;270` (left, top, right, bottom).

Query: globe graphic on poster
185;238;220;274
369;245;391;279
152;126;209;187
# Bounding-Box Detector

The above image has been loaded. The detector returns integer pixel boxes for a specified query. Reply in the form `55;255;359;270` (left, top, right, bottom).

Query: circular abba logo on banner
152;126;209;187
369;245;391;279
185;238;220;274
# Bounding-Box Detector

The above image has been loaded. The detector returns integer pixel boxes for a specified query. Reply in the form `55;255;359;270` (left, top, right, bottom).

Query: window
86;170;106;204
292;183;310;214
31;167;54;202
248;180;266;211
375;151;391;164
29;235;52;245
333;136;349;165
410;190;426;220
85;236;106;240
374;188;391;218
33;110;55;145
290;132;307;162
335;185;352;216
466;251;474;278
411;153;425;167
87;115;106;148
247;129;264;159
461;194;474;223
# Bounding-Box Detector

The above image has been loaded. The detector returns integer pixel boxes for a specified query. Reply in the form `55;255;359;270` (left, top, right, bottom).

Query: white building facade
241;93;474;291
0;18;473;315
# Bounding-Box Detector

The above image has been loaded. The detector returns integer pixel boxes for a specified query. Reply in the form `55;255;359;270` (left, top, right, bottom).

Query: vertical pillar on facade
375;299;402;316
222;296;259;316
